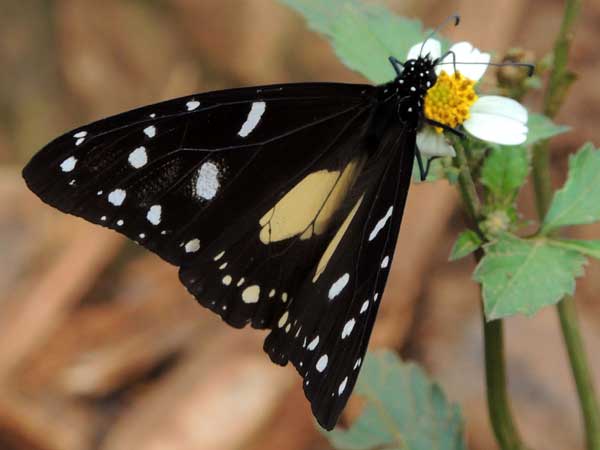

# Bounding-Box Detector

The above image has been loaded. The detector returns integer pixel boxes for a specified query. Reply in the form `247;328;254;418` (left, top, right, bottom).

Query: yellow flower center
424;70;478;133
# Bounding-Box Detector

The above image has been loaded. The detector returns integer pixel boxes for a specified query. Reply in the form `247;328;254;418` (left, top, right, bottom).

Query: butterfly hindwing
262;124;415;429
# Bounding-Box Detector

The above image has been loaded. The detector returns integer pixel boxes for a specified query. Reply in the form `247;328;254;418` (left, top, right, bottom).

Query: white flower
407;39;529;157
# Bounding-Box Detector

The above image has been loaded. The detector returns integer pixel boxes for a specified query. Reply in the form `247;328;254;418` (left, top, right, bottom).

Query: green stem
530;1;600;448
558;297;600;449
483;317;531;450
453;141;530;450
453;138;481;221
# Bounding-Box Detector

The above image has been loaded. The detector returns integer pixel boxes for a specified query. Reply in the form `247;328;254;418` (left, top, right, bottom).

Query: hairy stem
530;0;600;448
453;142;530;450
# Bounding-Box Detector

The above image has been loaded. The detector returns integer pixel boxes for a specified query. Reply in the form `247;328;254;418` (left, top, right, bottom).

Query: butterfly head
397;56;438;95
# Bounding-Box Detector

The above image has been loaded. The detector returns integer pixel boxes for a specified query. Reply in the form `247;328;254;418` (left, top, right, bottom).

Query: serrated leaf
326;351;466;450
450;230;482;261
481;145;528;204
280;0;427;83
542;143;600;233
548;239;600;259
525;113;570;146
474;233;586;320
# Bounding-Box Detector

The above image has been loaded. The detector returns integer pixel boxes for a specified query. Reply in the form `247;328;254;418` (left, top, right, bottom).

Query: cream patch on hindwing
146;204;162;225
60;156;77;172
214;251;225;261
195;161;220;200
328;273;350;300
341;318;356;339
316;354;328;372
259;159;363;245
238;101;266;137
222;275;232;286
184;238;200;253
241;285;260;304
128;146;148;169
369;206;393;241
312;195;364;282
108;189;126;206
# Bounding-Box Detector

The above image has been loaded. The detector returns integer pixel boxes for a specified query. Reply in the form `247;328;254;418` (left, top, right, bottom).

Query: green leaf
525;113;570;146
450;230;482;261
481;145;528;204
474;233;587;320
548;239;600;259
542;143;600;233
280;0;426;83
326;351;466;450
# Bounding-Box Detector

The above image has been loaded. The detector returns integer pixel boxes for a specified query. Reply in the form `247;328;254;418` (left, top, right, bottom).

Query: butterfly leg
415;148;439;181
424;118;465;139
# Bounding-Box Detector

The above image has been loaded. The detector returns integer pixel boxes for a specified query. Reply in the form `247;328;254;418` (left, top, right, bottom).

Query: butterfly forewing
23;83;375;267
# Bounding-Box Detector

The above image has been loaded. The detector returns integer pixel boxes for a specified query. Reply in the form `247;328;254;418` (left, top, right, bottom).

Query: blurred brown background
1;1;600;449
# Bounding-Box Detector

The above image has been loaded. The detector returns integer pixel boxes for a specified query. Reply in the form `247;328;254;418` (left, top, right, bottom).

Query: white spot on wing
338;377;348;395
143;126;156;138
73;131;87;138
116;219;124;226
195;161;220;200
186;100;200;111
75;138;85;146
316;354;328;372
128;146;148;168
341;318;356;339
381;255;390;268
354;358;362;370
146;205;162;225
222;275;232;286
369;206;393;241
238;101;266;137
328;273;349;300
60;156;77;172
307;336;319;351
214;251;225;261
278;311;289;328
242;285;260;303
360;300;369;314
185;238;200;253
108;189;126;206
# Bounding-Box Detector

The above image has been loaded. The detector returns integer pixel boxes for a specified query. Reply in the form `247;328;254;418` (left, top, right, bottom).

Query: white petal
407;39;442;61
470;95;528;124
416;127;456;157
439;41;491;81
464;96;528;145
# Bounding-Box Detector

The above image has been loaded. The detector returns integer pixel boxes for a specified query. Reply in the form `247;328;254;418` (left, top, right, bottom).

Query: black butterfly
23;34;459;429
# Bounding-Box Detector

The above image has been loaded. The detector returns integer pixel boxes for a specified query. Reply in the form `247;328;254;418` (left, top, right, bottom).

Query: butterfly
22;28;465;429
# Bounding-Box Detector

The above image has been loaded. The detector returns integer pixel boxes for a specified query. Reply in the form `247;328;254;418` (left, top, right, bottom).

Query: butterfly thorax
385;56;437;130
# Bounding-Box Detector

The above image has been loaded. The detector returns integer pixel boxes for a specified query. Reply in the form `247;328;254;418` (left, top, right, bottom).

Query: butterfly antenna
419;14;460;57
436;61;535;76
